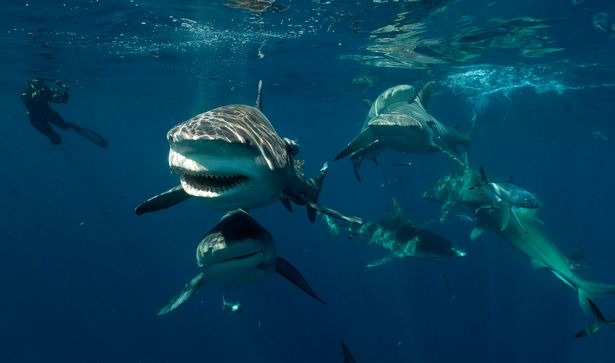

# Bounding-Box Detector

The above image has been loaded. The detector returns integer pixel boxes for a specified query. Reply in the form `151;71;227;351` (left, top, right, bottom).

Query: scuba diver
20;78;108;147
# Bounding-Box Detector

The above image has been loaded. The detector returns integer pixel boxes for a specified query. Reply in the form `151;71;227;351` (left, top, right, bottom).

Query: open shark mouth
179;170;249;194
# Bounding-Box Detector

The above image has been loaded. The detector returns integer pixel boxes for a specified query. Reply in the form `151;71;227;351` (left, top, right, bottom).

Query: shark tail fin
575;299;615;337
572;277;615;335
135;185;192;216
158;272;206;315
255;80;263;110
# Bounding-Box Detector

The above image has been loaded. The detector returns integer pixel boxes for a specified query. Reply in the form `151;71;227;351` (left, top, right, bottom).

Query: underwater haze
1;0;615;362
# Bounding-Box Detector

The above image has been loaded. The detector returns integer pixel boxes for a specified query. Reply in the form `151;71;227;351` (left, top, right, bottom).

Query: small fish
222;295;243;314
393;162;413;167
590;130;609;142
380;175;412;188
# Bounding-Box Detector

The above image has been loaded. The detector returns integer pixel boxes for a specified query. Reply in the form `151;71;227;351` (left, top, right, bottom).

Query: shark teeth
180;171;249;194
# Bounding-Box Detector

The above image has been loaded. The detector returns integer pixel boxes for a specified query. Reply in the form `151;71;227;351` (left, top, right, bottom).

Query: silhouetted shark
158;209;326;315
321;199;466;267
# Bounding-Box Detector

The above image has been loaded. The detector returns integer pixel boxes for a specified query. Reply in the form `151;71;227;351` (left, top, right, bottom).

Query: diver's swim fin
73;126;109;148
158;272;206;315
275;257;327;305
135;185;192;215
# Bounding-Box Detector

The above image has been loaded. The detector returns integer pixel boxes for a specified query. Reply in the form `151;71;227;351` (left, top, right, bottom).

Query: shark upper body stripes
135;81;360;224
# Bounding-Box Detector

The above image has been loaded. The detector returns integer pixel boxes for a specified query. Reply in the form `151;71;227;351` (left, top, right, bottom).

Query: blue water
1;0;615;362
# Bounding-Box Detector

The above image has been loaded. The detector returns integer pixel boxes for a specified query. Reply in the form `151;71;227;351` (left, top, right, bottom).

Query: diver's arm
48;81;69;103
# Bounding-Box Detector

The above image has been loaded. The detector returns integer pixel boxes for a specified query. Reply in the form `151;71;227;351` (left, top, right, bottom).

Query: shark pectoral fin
280;197;293;212
275;257;327;305
470;227;485;242
158;272;206;316
135;185;192;216
335;130;375;161
366;255;396;268
340;340;357;363
530;259;547;270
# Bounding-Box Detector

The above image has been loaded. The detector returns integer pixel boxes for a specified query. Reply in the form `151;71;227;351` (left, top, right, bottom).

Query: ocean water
1;0;615;362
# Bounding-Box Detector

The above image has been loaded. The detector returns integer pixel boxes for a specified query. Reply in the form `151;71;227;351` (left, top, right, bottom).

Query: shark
474;166;541;232
424;167;615;336
135;81;360;224
158;209;326;315
334;82;474;181
321;199;466;268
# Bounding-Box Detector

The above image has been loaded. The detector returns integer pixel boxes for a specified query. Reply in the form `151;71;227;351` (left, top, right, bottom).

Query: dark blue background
1;0;615;362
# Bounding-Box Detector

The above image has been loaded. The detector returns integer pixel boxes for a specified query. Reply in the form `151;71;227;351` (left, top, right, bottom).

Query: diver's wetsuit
20;79;108;147
20;79;71;145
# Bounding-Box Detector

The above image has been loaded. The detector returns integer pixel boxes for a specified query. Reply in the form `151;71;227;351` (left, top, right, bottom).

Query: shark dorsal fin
255;80;263;110
414;81;434;109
